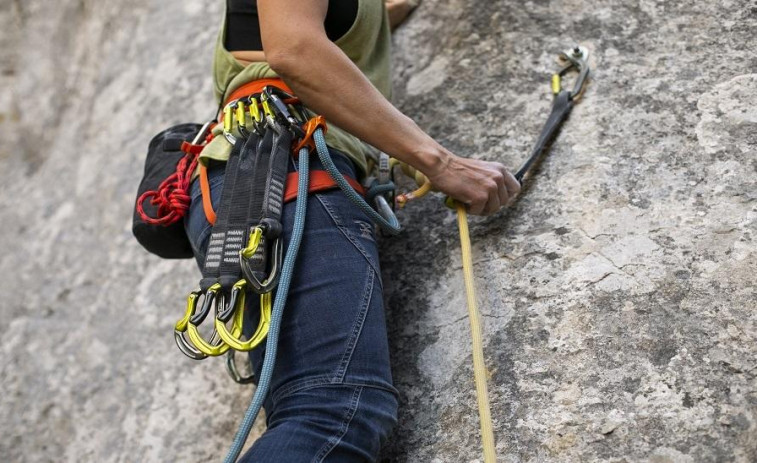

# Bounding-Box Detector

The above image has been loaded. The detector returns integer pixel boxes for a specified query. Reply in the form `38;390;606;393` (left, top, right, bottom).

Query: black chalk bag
132;123;202;259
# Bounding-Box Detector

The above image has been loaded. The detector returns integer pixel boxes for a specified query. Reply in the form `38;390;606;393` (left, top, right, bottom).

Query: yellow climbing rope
398;163;497;461
455;202;497;463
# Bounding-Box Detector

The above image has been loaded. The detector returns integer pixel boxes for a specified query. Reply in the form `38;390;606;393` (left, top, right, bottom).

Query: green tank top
200;0;392;177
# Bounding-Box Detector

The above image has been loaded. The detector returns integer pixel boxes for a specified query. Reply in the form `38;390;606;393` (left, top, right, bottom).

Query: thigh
246;188;397;404
240;383;398;463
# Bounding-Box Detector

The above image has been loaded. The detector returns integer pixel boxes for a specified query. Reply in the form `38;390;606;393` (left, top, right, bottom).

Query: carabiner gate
553;46;590;100
174;290;209;360
215;280;272;352
241;236;283;294
239;225;284;294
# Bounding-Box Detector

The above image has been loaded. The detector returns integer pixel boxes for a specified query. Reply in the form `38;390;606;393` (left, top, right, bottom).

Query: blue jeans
185;151;398;462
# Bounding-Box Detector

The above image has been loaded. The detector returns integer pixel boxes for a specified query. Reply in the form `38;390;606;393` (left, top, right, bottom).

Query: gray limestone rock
0;0;755;462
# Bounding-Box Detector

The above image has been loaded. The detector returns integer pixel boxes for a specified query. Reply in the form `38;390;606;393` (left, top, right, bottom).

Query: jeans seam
272;379;400;405
315;193;382;277
312;386;363;463
332;268;374;383
272;375;332;405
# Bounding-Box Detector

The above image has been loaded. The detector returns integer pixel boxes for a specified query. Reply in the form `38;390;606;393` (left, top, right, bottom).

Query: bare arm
385;0;418;30
258;0;519;215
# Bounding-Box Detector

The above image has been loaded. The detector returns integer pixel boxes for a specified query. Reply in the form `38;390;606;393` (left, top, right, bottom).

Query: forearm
268;38;449;176
385;0;417;30
258;0;518;215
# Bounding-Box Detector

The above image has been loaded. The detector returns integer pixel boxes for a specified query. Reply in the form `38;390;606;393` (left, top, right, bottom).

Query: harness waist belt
202;78;363;224
284;170;364;204
224;78;294;109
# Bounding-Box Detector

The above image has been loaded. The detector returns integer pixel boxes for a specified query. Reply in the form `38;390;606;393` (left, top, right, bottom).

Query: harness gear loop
199;164;217;225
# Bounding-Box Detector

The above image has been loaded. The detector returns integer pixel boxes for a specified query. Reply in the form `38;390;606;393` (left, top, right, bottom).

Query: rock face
1;0;755;462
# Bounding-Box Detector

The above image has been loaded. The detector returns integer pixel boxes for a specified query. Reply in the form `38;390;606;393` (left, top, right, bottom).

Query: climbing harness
136;43;588;462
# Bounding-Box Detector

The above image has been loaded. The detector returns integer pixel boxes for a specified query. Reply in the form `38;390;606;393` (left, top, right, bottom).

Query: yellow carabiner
174;290;209;360
223;105;233;132
175;290;197;333
186;283;233;356
215;281;272;351
249;97;262;123
240;226;263;260
261;97;274;119
236;101;247;129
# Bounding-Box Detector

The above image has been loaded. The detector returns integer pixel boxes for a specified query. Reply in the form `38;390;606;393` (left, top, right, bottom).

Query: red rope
136;147;200;226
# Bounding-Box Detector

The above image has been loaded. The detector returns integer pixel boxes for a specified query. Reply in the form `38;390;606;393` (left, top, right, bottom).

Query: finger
493;171;509;206
467;191;487;216
503;169;521;198
483;183;502;216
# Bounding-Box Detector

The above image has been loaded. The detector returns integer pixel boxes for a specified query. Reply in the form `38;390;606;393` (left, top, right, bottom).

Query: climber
183;0;521;461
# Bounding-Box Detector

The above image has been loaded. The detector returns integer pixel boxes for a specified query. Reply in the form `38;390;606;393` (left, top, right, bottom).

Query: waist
207;77;369;179
202;146;361;195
